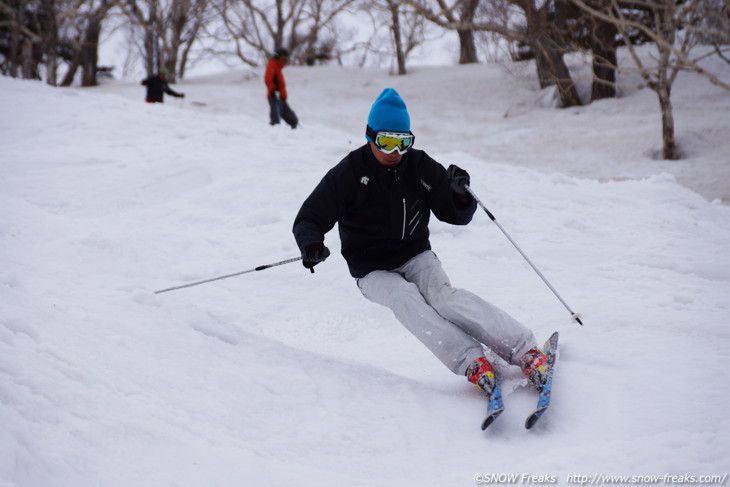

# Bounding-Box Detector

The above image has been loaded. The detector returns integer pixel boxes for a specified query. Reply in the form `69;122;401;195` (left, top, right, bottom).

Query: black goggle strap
366;125;378;142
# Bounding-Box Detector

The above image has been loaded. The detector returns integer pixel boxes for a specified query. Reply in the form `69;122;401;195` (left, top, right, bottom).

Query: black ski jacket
293;144;477;278
141;75;183;103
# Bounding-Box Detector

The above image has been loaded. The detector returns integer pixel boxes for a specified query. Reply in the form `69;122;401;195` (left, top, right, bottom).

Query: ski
525;331;559;429
481;375;504;431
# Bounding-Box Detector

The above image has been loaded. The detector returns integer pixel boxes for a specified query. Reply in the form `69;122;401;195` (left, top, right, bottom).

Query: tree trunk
457;0;479;64
162;46;179;82
81;20;103;87
42;0;58;86
180;35;195;78
457;30;478;64
143;0;159;75
162;39;180;82
9;3;21;77
60;51;81;86
590;19;617;101
179;19;202;79
525;2;581;107
45;52;58;86
147;29;158;74
532;34;581;107
162;0;188;82
22;40;35;79
389;1;407;75
657;85;678;160
655;4;678;160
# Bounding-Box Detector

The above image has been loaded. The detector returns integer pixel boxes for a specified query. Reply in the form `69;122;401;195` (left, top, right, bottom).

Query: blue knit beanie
366;88;410;141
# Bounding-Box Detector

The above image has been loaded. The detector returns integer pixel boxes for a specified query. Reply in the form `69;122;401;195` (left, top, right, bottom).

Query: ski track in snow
1;52;730;486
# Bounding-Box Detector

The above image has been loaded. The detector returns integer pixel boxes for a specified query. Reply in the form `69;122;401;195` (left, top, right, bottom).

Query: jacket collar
364;144;409;181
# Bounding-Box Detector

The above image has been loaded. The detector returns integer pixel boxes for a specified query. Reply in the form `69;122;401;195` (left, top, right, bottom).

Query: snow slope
2;56;730;487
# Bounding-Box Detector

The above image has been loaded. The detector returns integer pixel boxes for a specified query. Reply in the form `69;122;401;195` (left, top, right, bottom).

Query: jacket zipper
401;197;406;240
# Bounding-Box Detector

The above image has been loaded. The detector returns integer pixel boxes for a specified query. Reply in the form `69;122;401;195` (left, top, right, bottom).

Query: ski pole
465;185;583;326
154;256;303;294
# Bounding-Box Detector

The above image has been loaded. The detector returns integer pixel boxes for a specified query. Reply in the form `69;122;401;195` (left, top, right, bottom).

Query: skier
292;88;549;401
265;47;298;129
141;68;185;103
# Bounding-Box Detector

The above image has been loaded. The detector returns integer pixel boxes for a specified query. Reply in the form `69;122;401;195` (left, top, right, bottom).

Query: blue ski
481;375;504;431
525;331;559;429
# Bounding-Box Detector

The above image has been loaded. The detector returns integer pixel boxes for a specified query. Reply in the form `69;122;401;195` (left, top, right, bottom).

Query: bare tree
571;0;730;160
124;0;158;75
397;0;480;63
406;0;582;106
0;0;42;78
161;0;210;79
0;0;61;82
425;0;480;63
1;0;113;85
691;0;730;65
352;0;429;74
58;0;118;86
123;0;210;79
537;0;619;101
523;0;581;105
297;0;355;65
40;0;59;84
584;5;619;101
388;0;428;74
210;0;356;66
387;0;407;74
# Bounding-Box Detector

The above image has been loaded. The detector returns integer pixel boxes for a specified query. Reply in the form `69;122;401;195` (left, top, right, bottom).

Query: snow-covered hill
2;55;730;487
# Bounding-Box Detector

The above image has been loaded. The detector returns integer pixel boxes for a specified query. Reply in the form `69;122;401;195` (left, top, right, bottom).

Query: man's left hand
447;164;470;196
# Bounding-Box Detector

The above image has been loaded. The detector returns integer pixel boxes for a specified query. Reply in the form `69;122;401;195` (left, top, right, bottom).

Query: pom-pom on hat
366;88;410;141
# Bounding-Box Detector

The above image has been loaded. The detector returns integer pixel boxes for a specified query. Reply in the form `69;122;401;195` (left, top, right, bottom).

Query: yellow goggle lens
375;133;414;154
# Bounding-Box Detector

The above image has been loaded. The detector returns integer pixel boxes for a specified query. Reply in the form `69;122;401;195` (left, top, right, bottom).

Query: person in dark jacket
141;68;185;103
292;88;549;400
265;47;298;128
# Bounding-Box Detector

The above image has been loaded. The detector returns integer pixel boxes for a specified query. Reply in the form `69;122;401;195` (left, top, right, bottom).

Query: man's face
369;141;403;167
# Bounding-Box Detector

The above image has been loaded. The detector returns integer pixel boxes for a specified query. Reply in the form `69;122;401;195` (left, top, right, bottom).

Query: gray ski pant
356;250;537;376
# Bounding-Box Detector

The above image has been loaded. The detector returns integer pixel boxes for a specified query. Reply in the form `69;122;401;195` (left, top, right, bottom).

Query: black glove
447;164;470;196
179;93;185;98
302;242;330;270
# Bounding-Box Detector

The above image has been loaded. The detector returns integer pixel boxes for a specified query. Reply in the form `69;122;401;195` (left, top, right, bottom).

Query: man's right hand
302;242;330;270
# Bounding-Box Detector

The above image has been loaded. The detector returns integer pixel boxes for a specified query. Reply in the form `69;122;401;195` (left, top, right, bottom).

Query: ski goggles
367;126;415;155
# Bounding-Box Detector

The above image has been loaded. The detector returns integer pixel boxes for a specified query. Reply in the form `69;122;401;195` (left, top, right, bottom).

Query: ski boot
465;356;497;398
520;347;549;391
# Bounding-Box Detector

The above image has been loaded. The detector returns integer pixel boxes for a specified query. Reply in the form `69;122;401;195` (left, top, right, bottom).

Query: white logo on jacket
360;176;370;186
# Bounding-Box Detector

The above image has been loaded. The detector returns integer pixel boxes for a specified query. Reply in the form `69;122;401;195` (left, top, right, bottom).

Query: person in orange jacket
265;47;298;128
